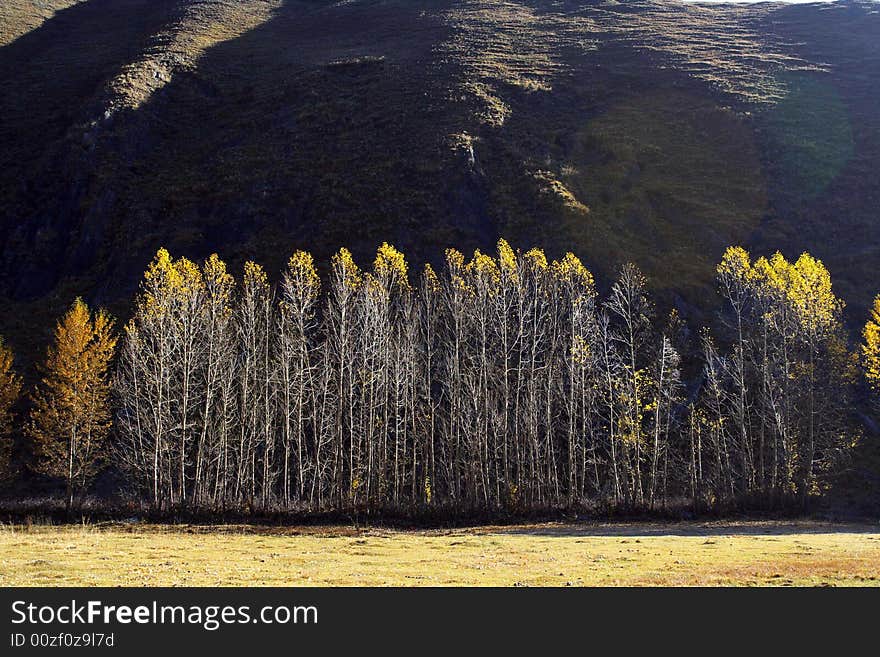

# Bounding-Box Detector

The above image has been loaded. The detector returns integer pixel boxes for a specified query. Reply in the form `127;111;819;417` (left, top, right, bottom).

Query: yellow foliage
174;256;205;297
203;253;233;289
422;263;440;294
524;247;548;272
496;239;518;281
243;260;268;289
445;249;472;296
751;250;841;335
202;254;235;314
553;252;595;300
862;295;880;391
788;252;841;334
468;249;500;288
143;248;174;284
139;248;210;319
141;248;180;319
424;476;432;505
445;248;465;272
0;337;21;439
373;242;410;292
332;248;362;291
285;250;321;303
27;299;117;500
570;334;591;365
716;246;755;284
363;273;384;299
753;252;787;297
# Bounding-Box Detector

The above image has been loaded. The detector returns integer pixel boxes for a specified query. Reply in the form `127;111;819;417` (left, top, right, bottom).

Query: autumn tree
277;250;321;506
29;299;116;510
552;252;598;504
0;338;22;484
115;249;178;507
324;248;363;506
604;263;655;506
193;254;236;507
110;241;857;514
861;295;880;396
115;249;215;508
706;247;851;505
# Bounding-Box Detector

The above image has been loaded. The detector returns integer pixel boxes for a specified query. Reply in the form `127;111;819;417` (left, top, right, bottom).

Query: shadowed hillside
1;0;879;363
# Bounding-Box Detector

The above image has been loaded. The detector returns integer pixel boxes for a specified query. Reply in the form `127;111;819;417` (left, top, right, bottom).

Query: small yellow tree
28;299;117;510
862;295;880;393
0;338;22;484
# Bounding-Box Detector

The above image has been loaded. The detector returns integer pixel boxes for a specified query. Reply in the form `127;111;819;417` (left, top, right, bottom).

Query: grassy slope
0;0;85;47
1;522;879;586
1;0;879;368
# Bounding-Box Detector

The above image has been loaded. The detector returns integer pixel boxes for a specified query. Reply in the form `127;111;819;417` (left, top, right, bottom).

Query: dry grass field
1;521;878;587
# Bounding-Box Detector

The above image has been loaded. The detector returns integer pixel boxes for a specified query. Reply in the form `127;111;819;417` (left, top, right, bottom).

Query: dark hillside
1;0;879;364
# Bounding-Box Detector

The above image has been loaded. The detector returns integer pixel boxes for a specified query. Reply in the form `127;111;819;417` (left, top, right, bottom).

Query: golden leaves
497;238;518;280
203;253;235;308
287;251;320;293
445;248;470;297
716;245;754;284
862;295;880;391
141;248;206;319
753;251;841;334
523;247;548;272
552;252;595;297
786;253;841;335
570;334;591;365
0;337;21;437
283;250;321;311
374;242;410;291
331;247;362;291
468;249;500;289
422;264;440;295
445;248;465;271
243;260;269;291
719;246;842;336
28;298;117;482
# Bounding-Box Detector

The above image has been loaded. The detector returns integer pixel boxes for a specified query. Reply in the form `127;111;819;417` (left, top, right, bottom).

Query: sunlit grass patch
0;521;878;587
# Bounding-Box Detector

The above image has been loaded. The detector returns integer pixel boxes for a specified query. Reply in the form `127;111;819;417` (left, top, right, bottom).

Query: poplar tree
277;250;321;505
109;241;857;514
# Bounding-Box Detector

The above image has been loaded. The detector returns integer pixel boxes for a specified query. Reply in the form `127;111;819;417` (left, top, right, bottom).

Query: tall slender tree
277;250;321;506
109;241;858;514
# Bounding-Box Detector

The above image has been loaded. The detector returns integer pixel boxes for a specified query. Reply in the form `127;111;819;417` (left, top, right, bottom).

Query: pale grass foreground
1;521;878;587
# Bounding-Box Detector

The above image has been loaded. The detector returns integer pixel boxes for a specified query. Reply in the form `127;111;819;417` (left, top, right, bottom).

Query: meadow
1;521;878;587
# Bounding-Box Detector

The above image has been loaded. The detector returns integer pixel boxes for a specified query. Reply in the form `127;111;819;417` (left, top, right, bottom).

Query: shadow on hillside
0;0;184;297
496;521;880;538
111;0;491;285
1;0;497;307
0;0;185;177
3;0;880;349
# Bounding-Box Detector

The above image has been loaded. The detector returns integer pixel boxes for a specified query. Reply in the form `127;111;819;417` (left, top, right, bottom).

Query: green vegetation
1;522;878;586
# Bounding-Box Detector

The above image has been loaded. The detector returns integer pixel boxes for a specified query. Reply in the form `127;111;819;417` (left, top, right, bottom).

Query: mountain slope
1;0;879;361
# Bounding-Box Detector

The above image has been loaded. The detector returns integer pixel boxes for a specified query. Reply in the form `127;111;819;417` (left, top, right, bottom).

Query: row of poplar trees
0;240;877;513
